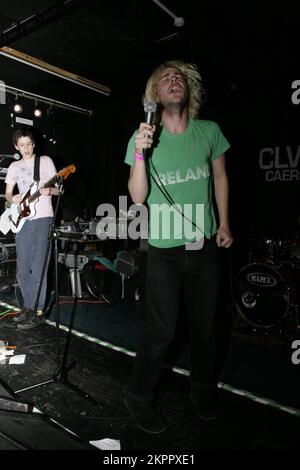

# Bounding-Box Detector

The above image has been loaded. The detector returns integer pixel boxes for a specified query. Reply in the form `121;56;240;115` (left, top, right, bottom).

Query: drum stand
13;178;100;406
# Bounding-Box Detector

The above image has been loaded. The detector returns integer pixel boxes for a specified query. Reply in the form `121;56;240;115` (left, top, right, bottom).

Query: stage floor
0;300;299;451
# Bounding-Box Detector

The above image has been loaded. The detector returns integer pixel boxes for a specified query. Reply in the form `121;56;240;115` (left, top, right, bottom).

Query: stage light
13;102;23;113
33;100;42;118
34;106;42;117
13;94;23;113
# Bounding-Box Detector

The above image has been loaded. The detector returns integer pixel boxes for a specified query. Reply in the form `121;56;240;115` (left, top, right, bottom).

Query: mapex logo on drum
246;272;277;287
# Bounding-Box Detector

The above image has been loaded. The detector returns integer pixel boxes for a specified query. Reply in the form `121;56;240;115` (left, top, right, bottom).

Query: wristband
134;151;144;161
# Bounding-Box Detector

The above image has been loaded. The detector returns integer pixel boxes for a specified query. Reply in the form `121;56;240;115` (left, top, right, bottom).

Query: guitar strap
33;155;40;183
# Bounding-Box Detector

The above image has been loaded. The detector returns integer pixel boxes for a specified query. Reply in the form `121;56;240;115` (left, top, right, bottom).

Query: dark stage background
0;2;299;364
0;1;299;452
0;3;299;265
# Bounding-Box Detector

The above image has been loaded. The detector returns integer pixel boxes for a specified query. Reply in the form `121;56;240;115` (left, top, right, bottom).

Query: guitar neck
27;174;59;204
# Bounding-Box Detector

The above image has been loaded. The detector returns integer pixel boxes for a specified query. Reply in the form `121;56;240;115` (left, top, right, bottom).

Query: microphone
143;101;157;159
0;153;20;160
144;101;157;125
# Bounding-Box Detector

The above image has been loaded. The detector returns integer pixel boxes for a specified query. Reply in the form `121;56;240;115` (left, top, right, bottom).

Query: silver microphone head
0;153;21;160
143;101;157;114
143;101;157;125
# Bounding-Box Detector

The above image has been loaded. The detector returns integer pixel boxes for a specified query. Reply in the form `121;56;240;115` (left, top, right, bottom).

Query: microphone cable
147;158;206;239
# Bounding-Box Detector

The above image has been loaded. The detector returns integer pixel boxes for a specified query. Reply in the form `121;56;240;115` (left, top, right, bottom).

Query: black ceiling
0;0;298;112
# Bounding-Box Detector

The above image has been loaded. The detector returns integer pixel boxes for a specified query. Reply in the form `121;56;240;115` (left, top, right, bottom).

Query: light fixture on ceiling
13;95;23;113
14;103;23;113
5;84;92;116
152;0;185;27
34;101;42;118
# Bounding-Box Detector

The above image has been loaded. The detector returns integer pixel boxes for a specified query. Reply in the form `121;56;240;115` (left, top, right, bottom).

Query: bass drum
234;262;292;328
82;260;122;304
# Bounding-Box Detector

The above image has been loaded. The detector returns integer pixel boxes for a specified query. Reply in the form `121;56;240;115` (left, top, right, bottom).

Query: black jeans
128;237;221;402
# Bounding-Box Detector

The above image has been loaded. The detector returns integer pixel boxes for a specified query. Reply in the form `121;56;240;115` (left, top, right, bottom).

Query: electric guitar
0;164;76;235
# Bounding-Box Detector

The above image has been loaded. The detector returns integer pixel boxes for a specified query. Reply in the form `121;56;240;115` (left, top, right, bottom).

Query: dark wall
89;97;144;208
201;70;299;271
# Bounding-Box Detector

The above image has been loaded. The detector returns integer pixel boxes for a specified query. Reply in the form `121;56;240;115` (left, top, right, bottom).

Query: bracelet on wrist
134;151;144;161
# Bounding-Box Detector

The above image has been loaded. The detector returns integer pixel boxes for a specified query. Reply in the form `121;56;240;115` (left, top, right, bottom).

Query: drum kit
234;231;300;331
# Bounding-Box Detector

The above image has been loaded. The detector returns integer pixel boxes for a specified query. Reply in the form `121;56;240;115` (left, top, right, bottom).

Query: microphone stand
0;156;5;170
13;177;99;406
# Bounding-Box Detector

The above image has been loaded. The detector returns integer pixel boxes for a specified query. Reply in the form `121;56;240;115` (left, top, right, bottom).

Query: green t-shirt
125;118;230;248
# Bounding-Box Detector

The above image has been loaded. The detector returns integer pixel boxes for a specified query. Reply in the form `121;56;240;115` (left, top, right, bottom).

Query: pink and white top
5;155;57;219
